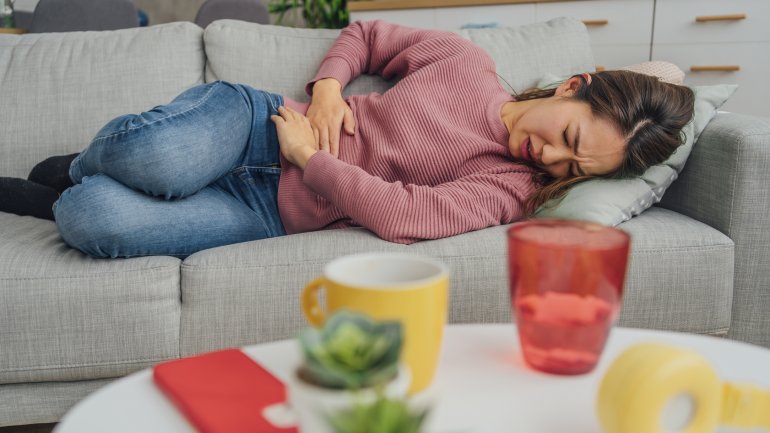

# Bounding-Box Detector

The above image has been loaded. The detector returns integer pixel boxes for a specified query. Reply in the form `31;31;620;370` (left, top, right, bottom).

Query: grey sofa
1;18;768;427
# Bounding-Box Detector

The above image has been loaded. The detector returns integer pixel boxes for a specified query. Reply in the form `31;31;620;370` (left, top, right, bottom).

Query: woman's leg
0;177;58;220
53;174;282;258
69;81;254;199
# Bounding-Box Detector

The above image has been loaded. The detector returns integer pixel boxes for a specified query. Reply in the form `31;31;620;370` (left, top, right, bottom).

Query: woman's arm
304;20;471;158
302;152;536;244
305;20;468;95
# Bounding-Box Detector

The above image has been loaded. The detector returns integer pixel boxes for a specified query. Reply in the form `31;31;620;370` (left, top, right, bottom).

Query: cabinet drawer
653;42;770;117
350;9;437;29
536;0;654;45
592;45;651;70
654;0;770;44
434;4;535;30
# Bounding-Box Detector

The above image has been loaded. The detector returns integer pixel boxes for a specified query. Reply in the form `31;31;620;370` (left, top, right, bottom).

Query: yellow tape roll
597;343;722;433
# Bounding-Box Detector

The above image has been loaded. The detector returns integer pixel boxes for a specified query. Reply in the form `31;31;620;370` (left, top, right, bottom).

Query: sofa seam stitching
725;134;743;237
179;245;734;271
0;266;178;281
0;357;173;373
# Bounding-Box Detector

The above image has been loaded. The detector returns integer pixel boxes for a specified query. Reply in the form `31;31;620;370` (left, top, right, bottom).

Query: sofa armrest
660;112;770;347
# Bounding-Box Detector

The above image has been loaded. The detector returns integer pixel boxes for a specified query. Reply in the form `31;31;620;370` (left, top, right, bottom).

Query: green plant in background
329;395;430;433
1;0;16;28
298;310;403;389
268;0;349;29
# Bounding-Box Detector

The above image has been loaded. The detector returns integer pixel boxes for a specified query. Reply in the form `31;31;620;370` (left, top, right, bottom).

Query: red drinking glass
507;219;630;375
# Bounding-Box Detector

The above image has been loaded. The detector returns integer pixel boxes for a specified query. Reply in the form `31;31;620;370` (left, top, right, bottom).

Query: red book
153;348;297;433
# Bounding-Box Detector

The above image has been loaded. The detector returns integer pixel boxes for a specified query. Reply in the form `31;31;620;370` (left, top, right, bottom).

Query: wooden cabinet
435;4;535;29
350;0;655;70
350;3;536;30
651;0;770;117
349;0;770;116
535;0;654;70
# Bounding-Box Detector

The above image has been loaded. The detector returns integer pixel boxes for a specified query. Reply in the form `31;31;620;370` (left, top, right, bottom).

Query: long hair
517;70;695;212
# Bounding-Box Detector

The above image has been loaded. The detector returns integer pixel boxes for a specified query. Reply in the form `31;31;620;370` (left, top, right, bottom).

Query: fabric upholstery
661;112;770;347
0;214;181;384
202;17;595;100
0;378;113;427
0;22;205;179
179;207;732;356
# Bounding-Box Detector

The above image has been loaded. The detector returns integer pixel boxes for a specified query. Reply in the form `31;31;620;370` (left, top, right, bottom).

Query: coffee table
54;324;770;433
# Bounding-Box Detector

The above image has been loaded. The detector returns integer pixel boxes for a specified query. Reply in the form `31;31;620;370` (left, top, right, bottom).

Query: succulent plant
298;310;403;389
328;395;429;433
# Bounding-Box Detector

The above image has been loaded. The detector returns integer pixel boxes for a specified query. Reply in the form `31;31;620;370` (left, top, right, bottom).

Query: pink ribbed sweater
279;20;537;244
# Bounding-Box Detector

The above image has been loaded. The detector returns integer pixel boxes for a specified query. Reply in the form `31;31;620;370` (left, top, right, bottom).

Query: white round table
54;324;770;433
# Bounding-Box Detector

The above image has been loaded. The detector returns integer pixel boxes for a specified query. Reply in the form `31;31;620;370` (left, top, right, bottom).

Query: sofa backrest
203;17;595;102
0;18;593;179
0;22;205;178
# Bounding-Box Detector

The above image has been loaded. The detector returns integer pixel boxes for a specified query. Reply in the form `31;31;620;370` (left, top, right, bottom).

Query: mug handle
302;277;326;327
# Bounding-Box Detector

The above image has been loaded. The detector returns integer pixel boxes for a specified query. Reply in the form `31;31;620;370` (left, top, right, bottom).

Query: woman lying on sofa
0;20;694;258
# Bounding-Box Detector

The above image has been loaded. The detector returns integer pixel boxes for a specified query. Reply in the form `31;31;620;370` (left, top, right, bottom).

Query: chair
194;0;269;28
29;0;138;33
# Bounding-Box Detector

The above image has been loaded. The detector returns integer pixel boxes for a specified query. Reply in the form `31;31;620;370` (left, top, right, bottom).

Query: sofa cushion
0;378;113;426
202;17;594;101
0;22;205;178
0;213;182;384
203;19;392;99
179;206;732;356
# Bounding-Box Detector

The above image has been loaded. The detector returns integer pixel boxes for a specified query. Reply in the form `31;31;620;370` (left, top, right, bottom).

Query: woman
0;20;694;258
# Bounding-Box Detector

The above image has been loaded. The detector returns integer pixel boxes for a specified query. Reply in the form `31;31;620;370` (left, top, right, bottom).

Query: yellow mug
301;253;449;394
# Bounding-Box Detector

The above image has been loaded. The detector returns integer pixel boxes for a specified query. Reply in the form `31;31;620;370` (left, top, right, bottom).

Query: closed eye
564;128;578;177
565;126;586;177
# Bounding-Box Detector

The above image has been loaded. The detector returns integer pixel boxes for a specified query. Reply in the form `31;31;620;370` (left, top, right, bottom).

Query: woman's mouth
520;137;532;161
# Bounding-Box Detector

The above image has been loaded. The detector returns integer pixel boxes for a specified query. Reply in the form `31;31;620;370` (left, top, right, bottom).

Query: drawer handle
690;65;741;72
595;66;606;72
695;14;747;22
582;19;609;26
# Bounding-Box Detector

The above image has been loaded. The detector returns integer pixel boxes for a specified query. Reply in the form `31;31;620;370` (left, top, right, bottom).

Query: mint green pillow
534;84;737;226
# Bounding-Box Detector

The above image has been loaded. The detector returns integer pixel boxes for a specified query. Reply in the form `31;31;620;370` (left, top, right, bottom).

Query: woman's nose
541;144;573;166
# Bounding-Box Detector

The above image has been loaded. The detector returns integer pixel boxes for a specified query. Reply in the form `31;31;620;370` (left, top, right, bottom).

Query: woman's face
506;76;626;179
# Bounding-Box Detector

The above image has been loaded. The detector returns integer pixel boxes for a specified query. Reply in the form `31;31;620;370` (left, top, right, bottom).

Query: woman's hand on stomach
306;78;355;157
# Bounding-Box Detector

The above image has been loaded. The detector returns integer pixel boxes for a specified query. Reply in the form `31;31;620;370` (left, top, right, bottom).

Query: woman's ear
555;73;592;97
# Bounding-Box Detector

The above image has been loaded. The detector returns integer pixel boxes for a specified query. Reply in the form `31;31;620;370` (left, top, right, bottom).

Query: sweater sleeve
305;20;469;95
302;152;535;244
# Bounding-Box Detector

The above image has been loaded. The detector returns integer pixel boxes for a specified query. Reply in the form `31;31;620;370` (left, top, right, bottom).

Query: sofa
1;18;768;427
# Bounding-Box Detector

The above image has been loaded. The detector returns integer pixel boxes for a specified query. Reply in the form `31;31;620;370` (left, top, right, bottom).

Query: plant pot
287;363;411;433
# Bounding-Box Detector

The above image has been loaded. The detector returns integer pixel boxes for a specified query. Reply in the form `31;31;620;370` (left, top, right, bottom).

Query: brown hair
518;70;695;212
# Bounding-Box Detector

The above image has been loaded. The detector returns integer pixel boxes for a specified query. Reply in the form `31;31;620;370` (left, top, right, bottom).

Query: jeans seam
229;166;283;237
261;90;280;113
90;82;223;143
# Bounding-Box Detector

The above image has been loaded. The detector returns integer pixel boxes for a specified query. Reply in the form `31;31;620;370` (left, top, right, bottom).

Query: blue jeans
54;81;287;258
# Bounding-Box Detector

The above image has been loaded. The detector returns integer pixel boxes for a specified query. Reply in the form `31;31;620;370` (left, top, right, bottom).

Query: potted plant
287;310;411;433
268;0;349;29
328;394;430;433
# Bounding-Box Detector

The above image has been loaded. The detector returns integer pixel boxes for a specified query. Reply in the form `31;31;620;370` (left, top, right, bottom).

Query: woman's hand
306;78;355;157
271;106;318;170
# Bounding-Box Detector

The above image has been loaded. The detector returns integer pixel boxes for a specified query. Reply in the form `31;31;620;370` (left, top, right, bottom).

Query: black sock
0;177;59;221
27;153;79;194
